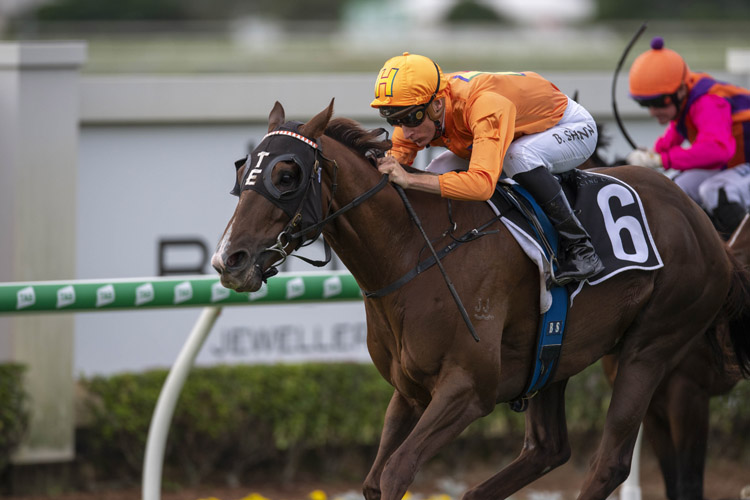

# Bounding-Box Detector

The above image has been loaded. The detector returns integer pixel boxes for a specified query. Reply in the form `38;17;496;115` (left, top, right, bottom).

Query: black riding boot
514;167;605;283
712;188;747;240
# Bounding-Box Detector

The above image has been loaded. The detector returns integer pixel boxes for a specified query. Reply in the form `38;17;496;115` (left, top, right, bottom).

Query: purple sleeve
658;94;736;171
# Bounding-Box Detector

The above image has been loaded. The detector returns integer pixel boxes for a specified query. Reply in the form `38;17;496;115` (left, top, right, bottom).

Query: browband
263;130;319;149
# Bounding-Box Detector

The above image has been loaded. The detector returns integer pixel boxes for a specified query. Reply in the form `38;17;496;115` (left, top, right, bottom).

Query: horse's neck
321;151;425;293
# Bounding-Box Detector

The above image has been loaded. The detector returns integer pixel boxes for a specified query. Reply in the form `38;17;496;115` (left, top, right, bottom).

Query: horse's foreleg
363;389;421;500
578;357;665;500
641;403;680;500
463;380;571;500
667;378;710;500
377;371;488;500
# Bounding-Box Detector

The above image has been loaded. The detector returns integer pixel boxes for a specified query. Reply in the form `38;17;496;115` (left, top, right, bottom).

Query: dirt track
5;453;748;500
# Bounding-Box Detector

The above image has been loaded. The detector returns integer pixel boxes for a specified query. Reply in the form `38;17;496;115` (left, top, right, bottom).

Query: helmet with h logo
371;52;446;127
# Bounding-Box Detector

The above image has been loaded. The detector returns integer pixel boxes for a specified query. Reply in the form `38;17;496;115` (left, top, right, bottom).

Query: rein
363;216;498;299
249;128;487;342
274;173;390;271
244;128;387;278
248;127;393;279
391;183;481;342
289;174;390;242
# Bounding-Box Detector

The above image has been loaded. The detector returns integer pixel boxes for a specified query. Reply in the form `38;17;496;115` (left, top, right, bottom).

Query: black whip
612;22;648;150
391;181;480;342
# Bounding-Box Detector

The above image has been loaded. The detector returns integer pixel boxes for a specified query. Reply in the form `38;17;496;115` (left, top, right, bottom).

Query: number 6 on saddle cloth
489;169;663;410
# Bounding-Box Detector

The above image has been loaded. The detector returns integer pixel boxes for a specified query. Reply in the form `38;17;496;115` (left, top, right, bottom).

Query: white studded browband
263;130;319;149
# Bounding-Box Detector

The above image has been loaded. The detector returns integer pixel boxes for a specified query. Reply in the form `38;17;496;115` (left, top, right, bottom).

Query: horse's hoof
362;485;381;500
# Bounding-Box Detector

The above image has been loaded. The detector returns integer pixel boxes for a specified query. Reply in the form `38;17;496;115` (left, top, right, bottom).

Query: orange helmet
370;52;446;108
629;37;689;100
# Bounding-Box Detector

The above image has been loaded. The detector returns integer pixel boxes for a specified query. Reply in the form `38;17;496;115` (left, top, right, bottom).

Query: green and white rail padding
0;271;362;314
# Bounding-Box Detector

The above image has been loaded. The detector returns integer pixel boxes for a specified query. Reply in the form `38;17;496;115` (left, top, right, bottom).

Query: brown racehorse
211;100;750;500
586;127;749;500
603;214;750;500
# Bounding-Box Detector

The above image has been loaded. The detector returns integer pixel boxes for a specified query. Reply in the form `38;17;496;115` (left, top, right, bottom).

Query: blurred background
1;0;750;498
1;0;750;73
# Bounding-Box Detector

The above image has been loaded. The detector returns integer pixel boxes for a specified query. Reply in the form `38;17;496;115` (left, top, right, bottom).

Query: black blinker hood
230;121;323;236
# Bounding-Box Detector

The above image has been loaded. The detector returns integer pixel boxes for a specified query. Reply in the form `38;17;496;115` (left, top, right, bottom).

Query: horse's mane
324;117;392;159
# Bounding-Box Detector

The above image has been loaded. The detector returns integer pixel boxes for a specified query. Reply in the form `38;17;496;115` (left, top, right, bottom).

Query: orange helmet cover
629;37;689;98
371;52;446;108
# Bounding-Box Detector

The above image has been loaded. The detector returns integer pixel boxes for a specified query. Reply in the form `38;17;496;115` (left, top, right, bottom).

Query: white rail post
142;306;222;500
621;424;643;500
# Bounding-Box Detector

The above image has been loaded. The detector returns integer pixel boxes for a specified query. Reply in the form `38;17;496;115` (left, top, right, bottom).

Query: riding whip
391;181;481;342
612;22;648;150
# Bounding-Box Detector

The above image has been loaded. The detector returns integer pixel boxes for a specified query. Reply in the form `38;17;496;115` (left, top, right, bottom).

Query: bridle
231;122;480;342
232;122;390;280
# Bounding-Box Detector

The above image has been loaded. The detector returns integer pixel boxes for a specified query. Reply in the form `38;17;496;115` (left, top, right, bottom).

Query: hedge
77;362;604;486
77;361;749;488
0;363;29;474
80;363;395;486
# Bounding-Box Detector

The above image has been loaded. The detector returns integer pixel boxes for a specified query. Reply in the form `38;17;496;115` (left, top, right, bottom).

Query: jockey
370;52;604;283
627;36;750;236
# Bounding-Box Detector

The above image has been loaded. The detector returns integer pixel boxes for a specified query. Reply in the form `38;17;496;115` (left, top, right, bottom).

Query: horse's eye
279;172;295;187
273;164;301;193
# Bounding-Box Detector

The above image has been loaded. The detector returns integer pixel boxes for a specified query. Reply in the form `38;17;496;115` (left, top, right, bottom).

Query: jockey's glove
626;148;663;171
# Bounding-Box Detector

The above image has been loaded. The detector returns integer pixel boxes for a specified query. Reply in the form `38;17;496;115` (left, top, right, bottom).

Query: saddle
490;169;664;411
490;169;663;298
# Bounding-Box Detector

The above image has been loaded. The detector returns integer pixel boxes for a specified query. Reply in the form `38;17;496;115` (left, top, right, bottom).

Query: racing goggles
633;94;674;109
379;104;429;128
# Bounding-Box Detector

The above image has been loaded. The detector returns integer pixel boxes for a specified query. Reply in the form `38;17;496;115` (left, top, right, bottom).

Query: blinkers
231;122;323;239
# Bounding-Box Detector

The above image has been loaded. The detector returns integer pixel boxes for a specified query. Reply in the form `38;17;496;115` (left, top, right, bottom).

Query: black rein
283;138;486;343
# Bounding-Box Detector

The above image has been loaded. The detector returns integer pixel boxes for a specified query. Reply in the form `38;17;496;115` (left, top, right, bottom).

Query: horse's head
211;100;334;292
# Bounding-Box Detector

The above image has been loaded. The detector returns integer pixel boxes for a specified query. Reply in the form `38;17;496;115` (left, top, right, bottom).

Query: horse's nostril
225;250;249;271
210;252;227;274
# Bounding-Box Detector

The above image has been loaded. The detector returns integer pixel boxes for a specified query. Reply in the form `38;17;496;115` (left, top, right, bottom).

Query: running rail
0;271;362;313
0;271;363;500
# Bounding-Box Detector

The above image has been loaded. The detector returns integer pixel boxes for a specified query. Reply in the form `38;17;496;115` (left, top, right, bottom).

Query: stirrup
546;260;574;288
557;260;603;282
549;253;604;286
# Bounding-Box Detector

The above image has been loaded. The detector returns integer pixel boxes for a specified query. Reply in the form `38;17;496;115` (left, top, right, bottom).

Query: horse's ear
299;98;334;140
268;101;285;132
